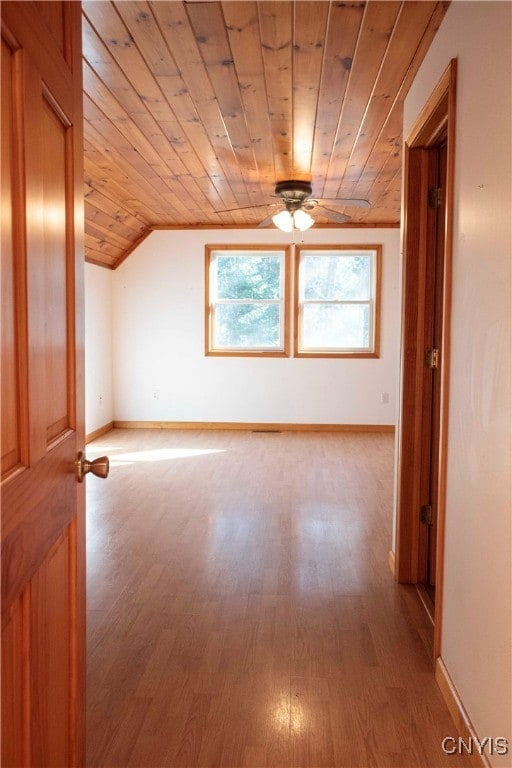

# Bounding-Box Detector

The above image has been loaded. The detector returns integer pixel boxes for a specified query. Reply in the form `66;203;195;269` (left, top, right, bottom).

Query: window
295;245;381;357
206;246;290;356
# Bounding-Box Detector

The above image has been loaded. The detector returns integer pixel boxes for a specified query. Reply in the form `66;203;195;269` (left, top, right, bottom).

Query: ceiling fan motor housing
275;180;313;213
274;180;313;201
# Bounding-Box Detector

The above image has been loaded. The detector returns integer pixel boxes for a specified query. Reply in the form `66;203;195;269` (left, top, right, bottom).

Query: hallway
85;429;469;767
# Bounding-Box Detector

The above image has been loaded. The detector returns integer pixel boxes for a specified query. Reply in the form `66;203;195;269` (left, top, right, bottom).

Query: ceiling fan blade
217;202;279;214
257;214;276;228
314;205;351;224
315;197;370;208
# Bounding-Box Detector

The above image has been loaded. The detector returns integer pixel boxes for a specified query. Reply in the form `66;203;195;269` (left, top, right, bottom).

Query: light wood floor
86;429;470;768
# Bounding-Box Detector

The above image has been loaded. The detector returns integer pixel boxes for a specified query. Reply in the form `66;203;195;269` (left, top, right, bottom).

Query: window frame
294;244;381;358
205;244;291;357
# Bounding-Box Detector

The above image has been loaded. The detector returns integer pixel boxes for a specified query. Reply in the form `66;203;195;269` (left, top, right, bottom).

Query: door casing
395;60;457;661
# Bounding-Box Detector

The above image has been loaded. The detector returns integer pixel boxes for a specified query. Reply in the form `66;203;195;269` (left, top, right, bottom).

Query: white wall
85;263;113;435
402;2;511;761
112;227;400;425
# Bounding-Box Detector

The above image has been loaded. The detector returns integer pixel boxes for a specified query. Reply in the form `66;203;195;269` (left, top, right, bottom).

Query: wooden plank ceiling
82;0;449;268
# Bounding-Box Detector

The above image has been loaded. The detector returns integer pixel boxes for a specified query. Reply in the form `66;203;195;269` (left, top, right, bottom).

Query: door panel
2;437;78;612
1;599;25;766
42;95;72;444
1;38;24;480
31;533;71;767
1;3;85;766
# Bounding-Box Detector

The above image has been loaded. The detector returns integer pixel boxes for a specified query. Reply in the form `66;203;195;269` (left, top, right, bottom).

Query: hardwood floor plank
86;429;472;767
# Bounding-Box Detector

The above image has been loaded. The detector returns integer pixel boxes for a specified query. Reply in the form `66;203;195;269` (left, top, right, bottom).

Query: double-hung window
206;246;290;356
295;245;381;357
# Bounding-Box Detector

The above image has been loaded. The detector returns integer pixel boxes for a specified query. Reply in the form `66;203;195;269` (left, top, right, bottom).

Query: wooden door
418;141;448;593
1;3;86;766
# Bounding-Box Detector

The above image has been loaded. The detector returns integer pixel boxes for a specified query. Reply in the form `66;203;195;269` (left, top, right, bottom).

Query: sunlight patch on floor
109;447;226;467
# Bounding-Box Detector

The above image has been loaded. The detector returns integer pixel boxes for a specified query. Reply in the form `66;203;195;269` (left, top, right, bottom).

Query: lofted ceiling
82;0;449;268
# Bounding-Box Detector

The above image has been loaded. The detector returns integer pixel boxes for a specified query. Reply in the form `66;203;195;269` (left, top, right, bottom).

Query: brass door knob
76;451;110;483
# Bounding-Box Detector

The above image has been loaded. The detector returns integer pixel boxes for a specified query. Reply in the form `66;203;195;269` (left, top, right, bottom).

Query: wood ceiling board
82;18;192;179
83;1;225;206
222;2;276;190
83;184;149;235
339;1;448;210
310;1;364;195
84;234;119;267
115;1;237;211
82;61;186;182
185;1;262;204
84;122;188;219
85;222;132;255
84;180;155;234
351;165;402;223
341;3;438;186
258;1;294;183
151;2;248;209
84;152;173;225
80;1;450;266
83;96;177;197
322;1;403;200
84;204;140;247
291;1;330;178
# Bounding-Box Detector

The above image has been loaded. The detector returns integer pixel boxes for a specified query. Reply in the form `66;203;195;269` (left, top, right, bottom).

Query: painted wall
402;2;511;761
111;227;400;425
85;263;113;436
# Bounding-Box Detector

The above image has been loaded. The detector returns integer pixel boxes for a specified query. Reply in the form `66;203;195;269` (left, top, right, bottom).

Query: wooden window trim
293;244;381;358
205;244;291;357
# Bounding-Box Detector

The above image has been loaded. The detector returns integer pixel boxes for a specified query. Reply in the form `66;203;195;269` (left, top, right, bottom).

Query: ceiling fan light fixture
293;209;314;231
272;209;294;232
272;208;314;232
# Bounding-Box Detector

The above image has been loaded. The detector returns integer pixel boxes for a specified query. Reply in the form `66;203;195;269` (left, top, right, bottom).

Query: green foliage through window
215;255;281;300
207;248;288;354
296;247;380;356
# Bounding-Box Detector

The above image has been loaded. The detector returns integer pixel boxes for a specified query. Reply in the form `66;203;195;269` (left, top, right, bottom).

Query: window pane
215;303;281;348
302;253;370;300
215;254;282;300
302;303;370;349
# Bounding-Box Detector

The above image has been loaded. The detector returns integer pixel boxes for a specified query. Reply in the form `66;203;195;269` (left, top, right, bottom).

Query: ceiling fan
219;180;370;232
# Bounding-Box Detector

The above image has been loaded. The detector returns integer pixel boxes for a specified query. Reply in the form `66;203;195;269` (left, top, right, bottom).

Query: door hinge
420;505;433;525
428;187;442;208
424;347;439;369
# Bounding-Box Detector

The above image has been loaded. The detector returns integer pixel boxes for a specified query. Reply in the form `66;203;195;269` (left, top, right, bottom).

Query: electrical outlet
380;392;389;404
153;390;159;400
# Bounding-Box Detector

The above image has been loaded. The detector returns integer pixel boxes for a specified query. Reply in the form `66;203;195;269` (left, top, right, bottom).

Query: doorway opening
395;60;457;660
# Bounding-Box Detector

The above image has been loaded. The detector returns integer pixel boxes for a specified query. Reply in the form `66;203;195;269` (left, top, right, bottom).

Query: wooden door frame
395;60;457;660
